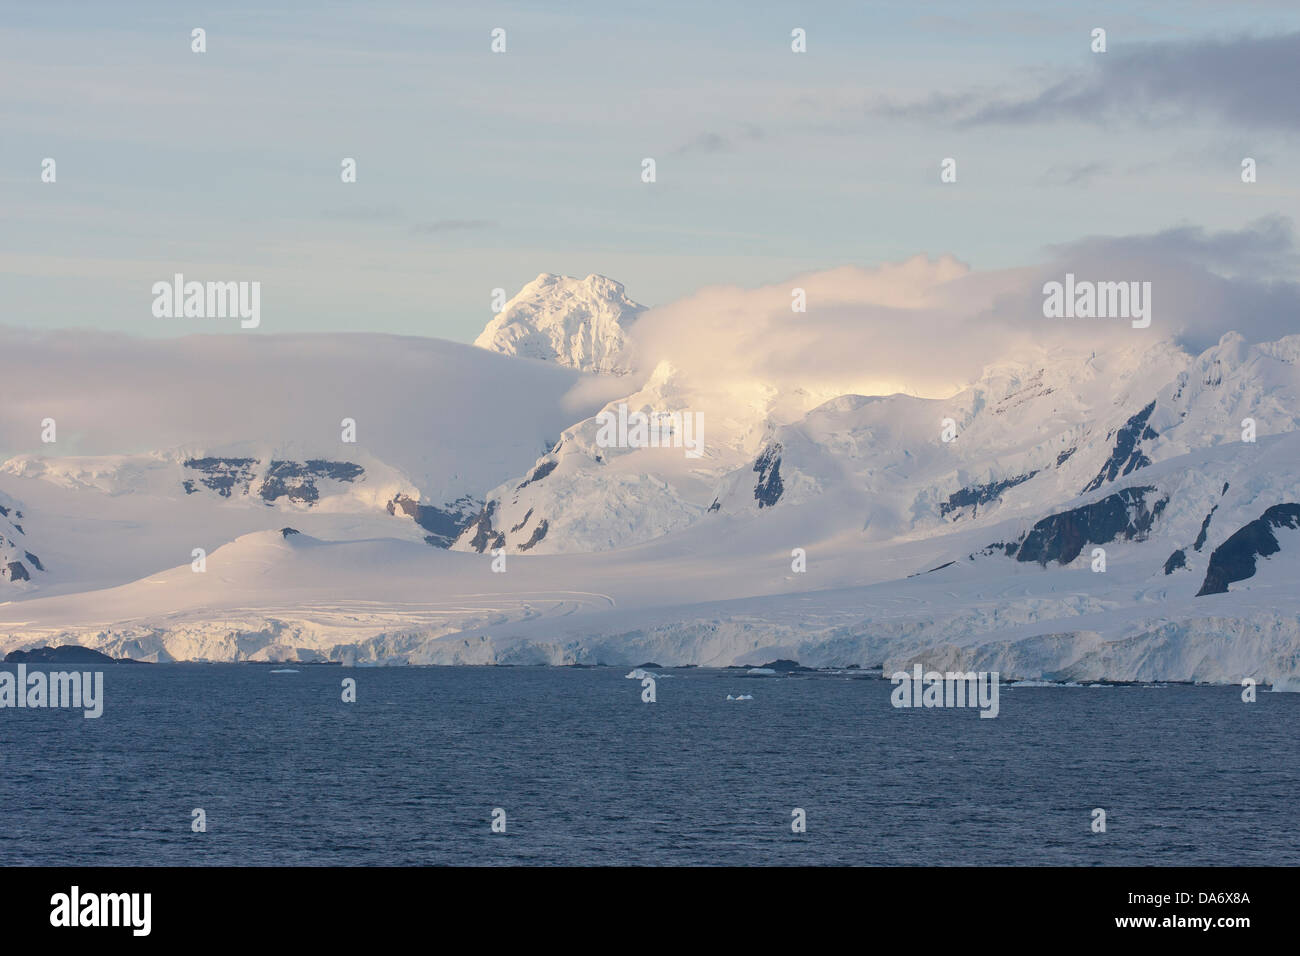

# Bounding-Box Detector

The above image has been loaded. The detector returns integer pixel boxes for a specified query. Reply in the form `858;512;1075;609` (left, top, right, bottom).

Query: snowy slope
0;329;610;595
2;282;1300;687
474;273;646;373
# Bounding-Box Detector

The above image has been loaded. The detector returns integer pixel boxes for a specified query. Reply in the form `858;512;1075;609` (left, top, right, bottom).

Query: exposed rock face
462;500;506;553
0;492;43;585
1001;485;1168;566
386;494;480;548
1083;400;1157;493
753;443;784;509
5;645;118;663
183;457;364;504
183;457;258;497
940;471;1039;518
1197;504;1300;596
516;519;550;551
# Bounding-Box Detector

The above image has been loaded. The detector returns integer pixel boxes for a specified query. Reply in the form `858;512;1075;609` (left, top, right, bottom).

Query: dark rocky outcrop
1002;485;1167;566
260;460;364;504
388;494;479;548
516;459;558;490
1082;400;1156;493
5;645;118;663
1196;504;1300;596
940;471;1038;518
182;457;258;497
462;500;506;553
516;519;549;552
753;443;784;509
1193;506;1217;551
1163;549;1187;574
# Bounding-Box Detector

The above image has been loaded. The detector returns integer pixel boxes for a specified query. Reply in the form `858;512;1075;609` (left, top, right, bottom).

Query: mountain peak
475;273;646;374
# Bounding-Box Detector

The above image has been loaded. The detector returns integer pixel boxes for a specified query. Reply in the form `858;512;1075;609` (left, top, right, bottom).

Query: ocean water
0;664;1295;866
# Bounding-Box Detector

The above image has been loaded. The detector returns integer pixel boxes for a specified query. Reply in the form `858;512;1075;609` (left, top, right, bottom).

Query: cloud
620;218;1300;402
1045;216;1298;277
675;124;766;155
411;219;496;234
321;206;403;222
1039;162;1109;187
871;32;1300;131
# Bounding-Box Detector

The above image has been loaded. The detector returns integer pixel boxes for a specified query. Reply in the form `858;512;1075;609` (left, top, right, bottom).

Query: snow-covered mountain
2;274;1300;689
474;273;645;373
0;329;608;596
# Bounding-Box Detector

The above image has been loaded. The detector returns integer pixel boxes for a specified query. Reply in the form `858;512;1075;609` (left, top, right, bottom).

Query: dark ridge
939;471;1038;518
1193;505;1218;551
757;659;814;672
23;551;44;572
909;559;957;578
280;527;300;538
1196;503;1300;596
387;494;479;548
1008;485;1166;566
707;498;721;513
517;459;558;490
753;443;784;509
516;519;549;551
2;561;29;582
1221;482;1230;496
1163;549;1187;574
1056;447;1076;467
5;645;118;663
463;500;505;553
1082;400;1157;493
259;460;364;504
304;460;364;482
0;504;7;517
510;508;534;533
182;457;258;497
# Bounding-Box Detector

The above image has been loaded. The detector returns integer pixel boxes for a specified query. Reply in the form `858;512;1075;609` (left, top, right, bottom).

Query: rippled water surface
1;665;1295;865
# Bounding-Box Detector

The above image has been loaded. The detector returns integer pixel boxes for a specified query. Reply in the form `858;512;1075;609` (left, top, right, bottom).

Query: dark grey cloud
1046;215;1298;277
873;32;1300;131
973;216;1300;354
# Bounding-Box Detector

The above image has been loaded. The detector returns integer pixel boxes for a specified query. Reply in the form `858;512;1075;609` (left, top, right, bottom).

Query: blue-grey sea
0;664;1295;865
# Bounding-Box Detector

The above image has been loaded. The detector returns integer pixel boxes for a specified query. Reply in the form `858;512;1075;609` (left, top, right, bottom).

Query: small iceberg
726;694;754;701
270;668;300;674
625;668;648;680
745;668;777;676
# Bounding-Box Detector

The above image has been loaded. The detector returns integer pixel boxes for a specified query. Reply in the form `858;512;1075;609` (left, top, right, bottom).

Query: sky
2;0;1299;342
